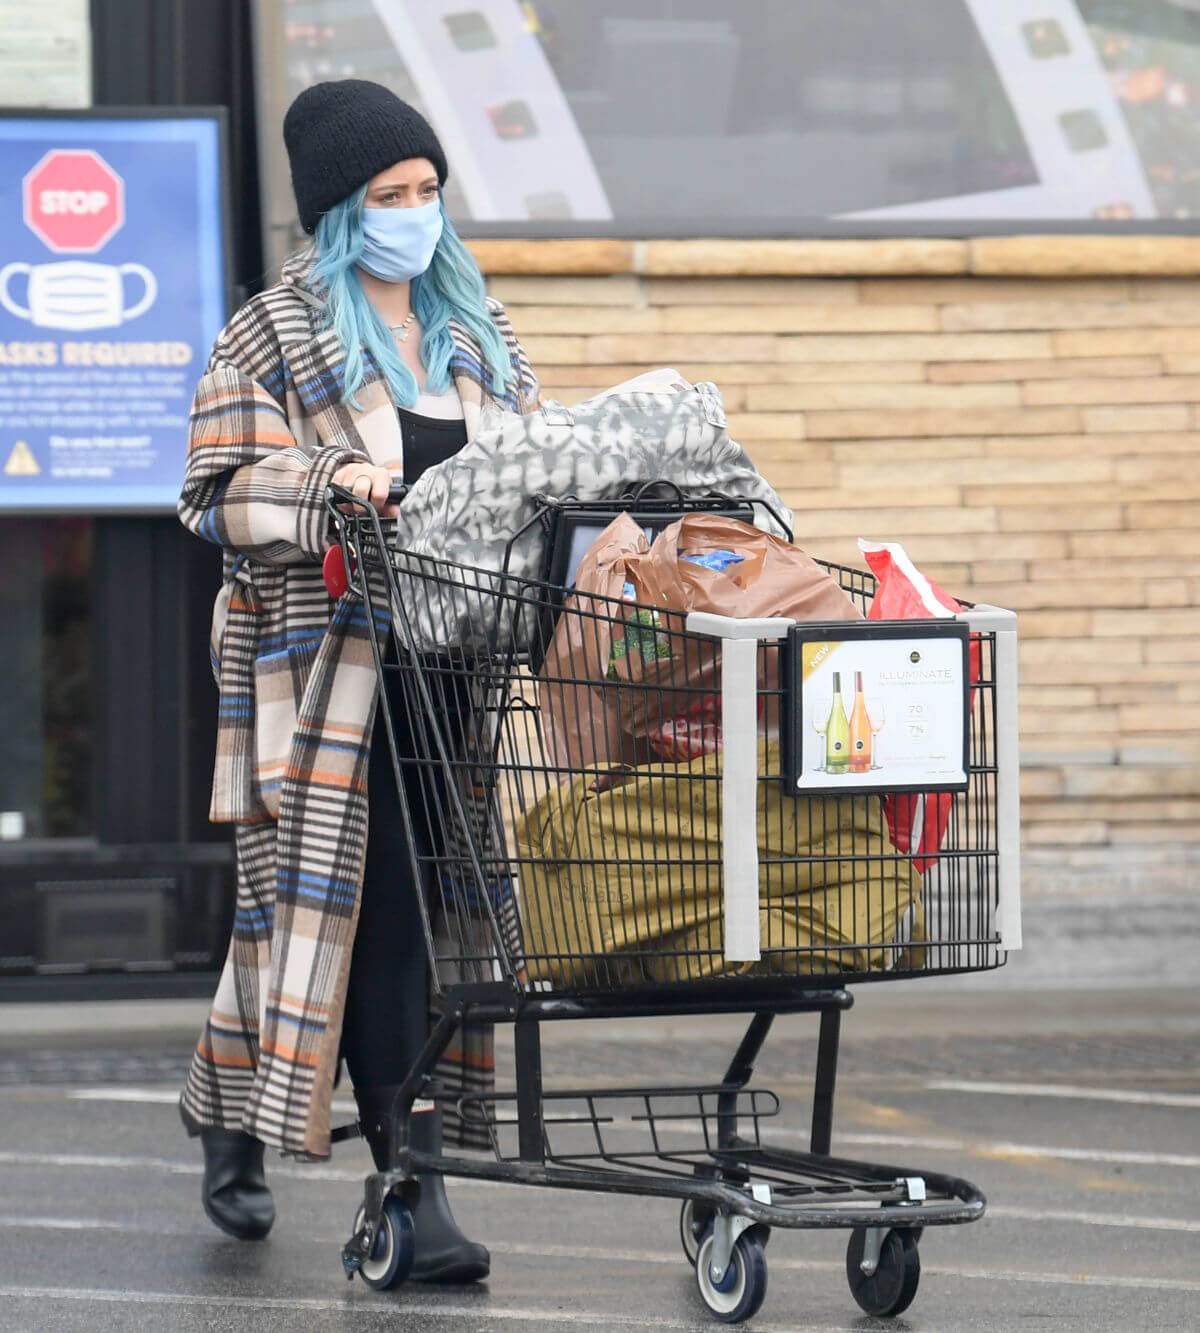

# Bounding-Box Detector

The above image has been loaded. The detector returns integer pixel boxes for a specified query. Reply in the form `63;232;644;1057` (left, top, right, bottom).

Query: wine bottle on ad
848;669;872;773
825;671;850;773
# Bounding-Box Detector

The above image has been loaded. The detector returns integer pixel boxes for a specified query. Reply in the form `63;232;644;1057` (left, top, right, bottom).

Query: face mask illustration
0;260;157;331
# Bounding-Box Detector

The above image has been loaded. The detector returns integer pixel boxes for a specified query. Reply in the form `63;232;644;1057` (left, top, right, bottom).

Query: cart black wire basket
325;487;1021;1324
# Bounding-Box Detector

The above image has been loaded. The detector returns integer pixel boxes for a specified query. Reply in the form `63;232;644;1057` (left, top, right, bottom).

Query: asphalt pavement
0;892;1197;1333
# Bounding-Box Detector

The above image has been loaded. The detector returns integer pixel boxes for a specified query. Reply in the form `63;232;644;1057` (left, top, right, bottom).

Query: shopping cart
323;485;1021;1323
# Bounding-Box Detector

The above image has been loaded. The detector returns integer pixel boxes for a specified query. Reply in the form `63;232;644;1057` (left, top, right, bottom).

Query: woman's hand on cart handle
330;463;403;516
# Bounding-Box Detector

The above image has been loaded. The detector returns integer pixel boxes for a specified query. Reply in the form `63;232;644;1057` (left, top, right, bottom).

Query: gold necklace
390;312;417;342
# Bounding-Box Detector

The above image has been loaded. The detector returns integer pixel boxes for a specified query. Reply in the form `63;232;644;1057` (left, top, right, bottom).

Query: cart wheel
353;1197;414;1292
845;1227;920;1318
695;1229;768;1324
680;1199;715;1266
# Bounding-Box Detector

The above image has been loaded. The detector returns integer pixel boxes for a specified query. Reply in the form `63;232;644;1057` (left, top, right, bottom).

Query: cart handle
323;483;410;600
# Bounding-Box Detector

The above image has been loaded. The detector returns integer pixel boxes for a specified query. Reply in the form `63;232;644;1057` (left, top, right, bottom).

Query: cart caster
695;1229;767;1324
846;1226;920;1317
680;1198;715;1266
353;1196;414;1292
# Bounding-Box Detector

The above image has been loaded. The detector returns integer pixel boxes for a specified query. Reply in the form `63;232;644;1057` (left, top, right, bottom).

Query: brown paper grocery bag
538;513;668;774
540;513;863;773
613;514;863;754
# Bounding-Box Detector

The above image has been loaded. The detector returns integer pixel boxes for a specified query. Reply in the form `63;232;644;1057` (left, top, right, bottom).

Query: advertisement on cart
788;621;971;796
0;113;227;511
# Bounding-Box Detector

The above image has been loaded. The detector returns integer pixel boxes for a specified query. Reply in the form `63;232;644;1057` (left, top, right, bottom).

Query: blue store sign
0;112;228;511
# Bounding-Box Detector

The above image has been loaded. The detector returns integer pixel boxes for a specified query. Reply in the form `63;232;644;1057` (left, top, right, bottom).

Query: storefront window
0;517;94;841
1079;0;1200;220
263;0;1200;232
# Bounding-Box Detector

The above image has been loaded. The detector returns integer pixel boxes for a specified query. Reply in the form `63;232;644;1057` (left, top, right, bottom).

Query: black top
398;406;468;486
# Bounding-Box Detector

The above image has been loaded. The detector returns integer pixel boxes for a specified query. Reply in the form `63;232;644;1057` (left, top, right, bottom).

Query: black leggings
340;672;438;1091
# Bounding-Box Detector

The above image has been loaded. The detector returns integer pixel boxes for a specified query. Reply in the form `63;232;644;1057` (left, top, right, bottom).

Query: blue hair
308;187;512;408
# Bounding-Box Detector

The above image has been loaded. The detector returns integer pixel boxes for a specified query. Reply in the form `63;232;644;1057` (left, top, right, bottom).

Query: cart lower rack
325;489;1019;1323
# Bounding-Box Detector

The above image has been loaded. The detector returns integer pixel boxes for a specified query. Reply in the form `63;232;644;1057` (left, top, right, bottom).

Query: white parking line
0;1285;847;1331
493;1243;1200;1293
835;1132;1200;1171
987;1205;1200;1235
926;1080;1200;1109
69;1087;361;1116
0;1215;211;1238
6;1130;1200;1185
0;1150;366;1184
926;1266;1200;1294
489;1241;1200;1294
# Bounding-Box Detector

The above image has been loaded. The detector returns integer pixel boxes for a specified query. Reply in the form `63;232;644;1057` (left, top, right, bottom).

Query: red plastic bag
860;539;981;874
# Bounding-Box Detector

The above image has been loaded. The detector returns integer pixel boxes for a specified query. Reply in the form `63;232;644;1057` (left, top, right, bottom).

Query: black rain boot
180;1100;275;1241
354;1087;489;1283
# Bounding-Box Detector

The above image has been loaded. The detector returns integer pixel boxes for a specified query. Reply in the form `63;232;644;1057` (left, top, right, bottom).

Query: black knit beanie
283;79;449;234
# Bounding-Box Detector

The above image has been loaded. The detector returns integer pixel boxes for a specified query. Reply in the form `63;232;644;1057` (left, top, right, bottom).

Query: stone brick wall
471;237;1200;896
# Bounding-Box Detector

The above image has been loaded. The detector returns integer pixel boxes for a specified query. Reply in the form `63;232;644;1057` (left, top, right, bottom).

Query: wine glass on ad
868;697;886;768
810;692;832;772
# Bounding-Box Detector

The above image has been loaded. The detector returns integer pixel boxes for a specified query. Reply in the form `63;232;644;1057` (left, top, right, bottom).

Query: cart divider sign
788;621;971;796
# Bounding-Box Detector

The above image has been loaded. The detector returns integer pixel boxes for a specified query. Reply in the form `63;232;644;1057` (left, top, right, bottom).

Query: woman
176;79;539;1281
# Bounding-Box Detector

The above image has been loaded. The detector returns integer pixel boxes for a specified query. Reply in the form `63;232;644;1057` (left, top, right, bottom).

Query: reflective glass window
272;0;1200;231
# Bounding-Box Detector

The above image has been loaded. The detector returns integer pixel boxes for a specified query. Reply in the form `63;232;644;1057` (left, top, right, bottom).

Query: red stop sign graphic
22;149;125;253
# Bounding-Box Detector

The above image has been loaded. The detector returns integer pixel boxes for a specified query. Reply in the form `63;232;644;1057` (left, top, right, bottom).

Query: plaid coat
178;255;539;1159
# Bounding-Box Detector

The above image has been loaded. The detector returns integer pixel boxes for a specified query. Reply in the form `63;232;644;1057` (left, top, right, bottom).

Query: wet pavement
1;895;1197;1332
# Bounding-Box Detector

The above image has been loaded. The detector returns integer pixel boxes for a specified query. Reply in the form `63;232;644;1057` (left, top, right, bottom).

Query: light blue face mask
358;199;444;283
